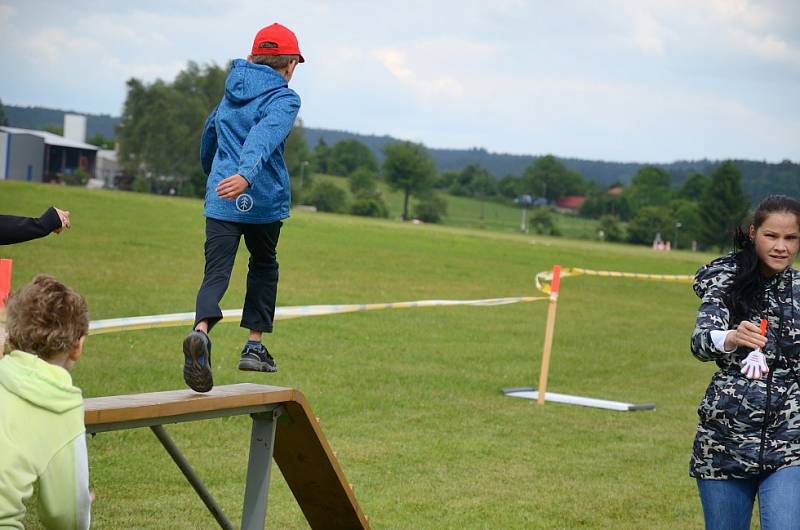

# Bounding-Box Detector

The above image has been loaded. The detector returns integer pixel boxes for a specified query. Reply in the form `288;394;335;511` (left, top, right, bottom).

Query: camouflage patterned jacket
690;252;800;479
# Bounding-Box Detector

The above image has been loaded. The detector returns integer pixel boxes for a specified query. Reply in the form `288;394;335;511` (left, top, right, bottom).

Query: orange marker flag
0;259;12;356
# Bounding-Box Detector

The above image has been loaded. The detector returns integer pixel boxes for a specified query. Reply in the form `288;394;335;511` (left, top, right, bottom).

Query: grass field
2;181;723;529
310;173;601;240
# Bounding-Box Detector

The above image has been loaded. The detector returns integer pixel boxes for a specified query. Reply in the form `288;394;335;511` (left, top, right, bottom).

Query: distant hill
5;105;118;139
6;104;799;201
303;127;688;185
302;127;800;202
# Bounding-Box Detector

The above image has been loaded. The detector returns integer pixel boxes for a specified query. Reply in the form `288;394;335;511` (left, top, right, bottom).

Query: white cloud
631;12;666;55
708;0;773;30
372;48;465;101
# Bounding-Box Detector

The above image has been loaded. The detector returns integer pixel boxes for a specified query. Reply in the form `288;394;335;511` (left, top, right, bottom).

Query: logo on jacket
236;194;254;212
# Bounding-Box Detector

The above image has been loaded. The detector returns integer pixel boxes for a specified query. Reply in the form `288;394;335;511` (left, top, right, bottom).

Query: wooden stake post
0;259;12;357
504;263;654;411
537;264;561;405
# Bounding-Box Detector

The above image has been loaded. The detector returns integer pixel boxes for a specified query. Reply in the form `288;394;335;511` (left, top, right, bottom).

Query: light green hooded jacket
0;350;91;529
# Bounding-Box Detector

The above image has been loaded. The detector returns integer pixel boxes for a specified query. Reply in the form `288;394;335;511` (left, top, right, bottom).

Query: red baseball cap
251;23;305;63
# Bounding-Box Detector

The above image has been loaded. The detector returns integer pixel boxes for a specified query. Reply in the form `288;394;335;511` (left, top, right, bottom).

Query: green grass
310;173;600;239
3;181;719;529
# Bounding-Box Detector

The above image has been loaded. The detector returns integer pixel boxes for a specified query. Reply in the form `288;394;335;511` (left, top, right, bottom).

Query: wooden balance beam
84;383;369;530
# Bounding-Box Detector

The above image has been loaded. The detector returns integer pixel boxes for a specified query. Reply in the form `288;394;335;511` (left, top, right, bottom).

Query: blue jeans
697;466;800;530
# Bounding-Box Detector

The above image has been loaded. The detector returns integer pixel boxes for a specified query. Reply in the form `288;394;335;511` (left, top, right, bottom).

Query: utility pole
674;222;682;250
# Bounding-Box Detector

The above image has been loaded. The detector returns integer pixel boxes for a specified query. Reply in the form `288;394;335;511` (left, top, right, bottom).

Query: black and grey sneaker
183;330;213;392
238;343;277;373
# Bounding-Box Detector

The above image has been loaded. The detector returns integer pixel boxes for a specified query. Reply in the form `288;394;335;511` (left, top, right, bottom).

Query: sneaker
183;330;213;392
238;343;277;373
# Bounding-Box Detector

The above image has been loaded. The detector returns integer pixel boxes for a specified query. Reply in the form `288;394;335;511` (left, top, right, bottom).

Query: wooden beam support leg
241;407;282;530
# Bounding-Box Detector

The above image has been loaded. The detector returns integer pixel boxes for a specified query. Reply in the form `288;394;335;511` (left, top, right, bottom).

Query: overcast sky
1;0;798;163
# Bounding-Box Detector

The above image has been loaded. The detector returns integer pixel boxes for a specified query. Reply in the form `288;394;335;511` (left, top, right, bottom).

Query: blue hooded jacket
200;59;301;223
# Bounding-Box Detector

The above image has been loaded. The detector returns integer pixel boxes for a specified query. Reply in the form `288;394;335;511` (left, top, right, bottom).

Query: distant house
607;185;624;196
554;195;586;213
0;116;98;183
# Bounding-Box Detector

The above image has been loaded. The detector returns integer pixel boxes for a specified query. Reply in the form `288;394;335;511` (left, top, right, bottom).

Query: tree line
109;62;751;248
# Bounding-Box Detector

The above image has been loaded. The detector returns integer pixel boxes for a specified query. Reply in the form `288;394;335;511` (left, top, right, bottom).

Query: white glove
740;349;769;380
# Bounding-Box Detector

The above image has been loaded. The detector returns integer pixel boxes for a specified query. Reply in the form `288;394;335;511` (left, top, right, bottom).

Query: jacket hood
224;59;287;103
0;350;83;413
693;252;737;298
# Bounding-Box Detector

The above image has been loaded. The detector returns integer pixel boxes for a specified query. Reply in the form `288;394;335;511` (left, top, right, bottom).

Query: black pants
194;218;282;333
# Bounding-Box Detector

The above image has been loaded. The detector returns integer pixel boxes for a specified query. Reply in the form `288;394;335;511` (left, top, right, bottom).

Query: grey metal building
0;126;98;182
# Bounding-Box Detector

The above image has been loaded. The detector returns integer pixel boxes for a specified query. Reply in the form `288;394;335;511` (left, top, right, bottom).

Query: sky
1;0;798;164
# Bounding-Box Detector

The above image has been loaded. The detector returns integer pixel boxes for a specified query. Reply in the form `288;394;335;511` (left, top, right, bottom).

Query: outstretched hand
53;208;71;234
216;174;249;199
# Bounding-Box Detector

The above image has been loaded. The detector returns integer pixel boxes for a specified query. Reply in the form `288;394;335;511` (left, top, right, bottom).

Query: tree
626;206;673;245
87;133;115;149
284;118;310;187
519;155;586;201
434;170;460;190
625;166;672;213
497;175;521;199
349;167;378;196
580;188;632;220
446;164;494;197
698;161;750;251
116;62;227;197
670;199;703;249
311;138;331;174
328;139;378;177
676;172;710;201
0;98;8;126
598;215;623;242
383;142;436;220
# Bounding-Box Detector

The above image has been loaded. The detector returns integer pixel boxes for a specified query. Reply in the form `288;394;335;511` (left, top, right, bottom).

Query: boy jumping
183;23;304;393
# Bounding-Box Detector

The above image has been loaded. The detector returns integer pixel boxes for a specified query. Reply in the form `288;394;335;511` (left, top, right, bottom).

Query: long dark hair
728;194;800;321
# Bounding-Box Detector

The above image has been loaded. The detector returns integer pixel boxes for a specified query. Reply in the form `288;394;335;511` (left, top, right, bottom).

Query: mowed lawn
3;181;719;529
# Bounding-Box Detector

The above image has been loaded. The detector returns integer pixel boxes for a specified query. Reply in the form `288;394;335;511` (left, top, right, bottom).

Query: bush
414;194;448;223
62;169;89;187
131;175;150;193
306;181;348;213
626;206;673;245
597;214;623;241
351;194;389;218
529;207;560;236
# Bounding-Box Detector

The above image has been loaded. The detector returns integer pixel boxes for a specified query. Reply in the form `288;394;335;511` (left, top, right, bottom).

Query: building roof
0;126;98;151
555;195;586;209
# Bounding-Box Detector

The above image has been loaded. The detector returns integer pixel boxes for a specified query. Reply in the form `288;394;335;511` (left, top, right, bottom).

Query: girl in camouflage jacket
691;195;800;529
